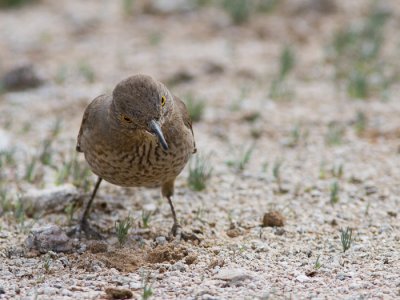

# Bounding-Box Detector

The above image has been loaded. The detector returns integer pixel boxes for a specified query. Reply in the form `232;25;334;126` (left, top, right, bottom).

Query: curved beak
149;120;169;151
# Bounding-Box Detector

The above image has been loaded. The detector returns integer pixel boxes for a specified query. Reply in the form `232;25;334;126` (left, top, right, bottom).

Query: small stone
77;243;87;254
105;287;133;299
167;69;194;85
336;273;351;281
365;185;378;195
274;227;285;236
61;289;72;296
43;287;57;296
203;61;224;75
143;203;157;211
226;228;242;238
208;258;224;269
383;258;389;264
0;231;9;238
214;268;253;282
144;0;195;14
1;64;43;91
330;219;338;226
0;286;5;295
21;184;83;217
170;261;187;272
305;270;318;277
296;274;310;283
25;224;73;254
88;241;108;253
59;257;70;267
185;254;197;265
155;236;167;246
387;211;397;217
262;211;284;227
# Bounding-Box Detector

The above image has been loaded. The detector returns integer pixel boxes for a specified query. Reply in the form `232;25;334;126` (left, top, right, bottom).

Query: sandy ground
0;0;400;299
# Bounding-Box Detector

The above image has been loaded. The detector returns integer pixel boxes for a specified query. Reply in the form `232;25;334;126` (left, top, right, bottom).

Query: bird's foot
170;223;200;243
67;218;103;240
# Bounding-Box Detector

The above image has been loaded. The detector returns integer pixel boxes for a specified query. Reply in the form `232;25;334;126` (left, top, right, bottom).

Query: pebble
43;287;58;296
214;268;253;282
0;129;11;150
170;261;187;272
146;0;195;14
21;184;82;216
262;211;285;227
25;224;73;254
61;289;73;296
1;64;43;91
296;274;310;283
155;236;167;246
105;287;133;299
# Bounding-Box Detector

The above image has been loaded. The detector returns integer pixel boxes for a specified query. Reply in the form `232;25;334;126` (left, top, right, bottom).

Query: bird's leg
81;177;102;225
162;180;200;242
166;195;181;236
68;177;103;239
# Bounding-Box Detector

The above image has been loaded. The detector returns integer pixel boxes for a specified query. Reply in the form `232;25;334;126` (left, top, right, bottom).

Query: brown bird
75;74;196;238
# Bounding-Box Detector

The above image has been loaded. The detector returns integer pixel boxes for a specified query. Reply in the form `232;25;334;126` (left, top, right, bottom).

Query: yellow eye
161;96;166;106
121;114;132;123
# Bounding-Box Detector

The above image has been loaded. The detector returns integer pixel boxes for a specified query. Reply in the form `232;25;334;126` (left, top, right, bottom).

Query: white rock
0;129;11;150
25;224;73;253
148;0;195;14
214;268;253;282
296;274;310;283
21;184;83;215
43;287;57;296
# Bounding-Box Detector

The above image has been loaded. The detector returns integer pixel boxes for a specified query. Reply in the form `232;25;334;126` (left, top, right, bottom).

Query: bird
75;74;197;239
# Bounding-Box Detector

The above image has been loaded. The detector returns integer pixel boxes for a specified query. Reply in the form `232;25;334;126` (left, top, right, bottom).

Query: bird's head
112;74;172;151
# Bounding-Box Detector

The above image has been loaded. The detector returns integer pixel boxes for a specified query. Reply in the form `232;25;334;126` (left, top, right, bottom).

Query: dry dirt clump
74;248;146;273
74;242;196;273
146;243;189;264
262;211;285;227
104;287;133;299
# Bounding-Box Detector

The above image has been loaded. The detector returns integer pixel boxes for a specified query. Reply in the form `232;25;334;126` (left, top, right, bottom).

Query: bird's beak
149;120;169;151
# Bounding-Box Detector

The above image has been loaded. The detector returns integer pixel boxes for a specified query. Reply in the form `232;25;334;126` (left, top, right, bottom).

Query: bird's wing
76;109;88;153
174;95;197;154
76;94;107;153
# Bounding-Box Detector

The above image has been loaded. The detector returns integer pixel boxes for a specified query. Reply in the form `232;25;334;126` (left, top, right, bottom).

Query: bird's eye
121;114;132;123
161;96;166;106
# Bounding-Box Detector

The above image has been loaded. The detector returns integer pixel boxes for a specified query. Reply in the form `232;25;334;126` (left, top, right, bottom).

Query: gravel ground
0;1;399;299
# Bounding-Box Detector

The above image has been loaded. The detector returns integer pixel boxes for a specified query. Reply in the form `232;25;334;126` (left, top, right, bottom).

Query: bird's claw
170;223;200;243
67;219;103;240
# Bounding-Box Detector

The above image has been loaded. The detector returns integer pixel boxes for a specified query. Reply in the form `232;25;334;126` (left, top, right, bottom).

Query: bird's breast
83;130;193;187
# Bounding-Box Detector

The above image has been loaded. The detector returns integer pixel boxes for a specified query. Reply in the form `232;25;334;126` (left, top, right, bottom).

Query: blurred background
1;0;399;186
1;0;400;220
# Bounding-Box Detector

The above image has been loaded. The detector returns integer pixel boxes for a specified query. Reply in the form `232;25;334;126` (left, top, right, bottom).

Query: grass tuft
329;4;394;99
226;144;254;172
115;215;133;247
314;255;323;269
141;272;154;300
78;61;95;83
325;122;345;146
354;111;368;136
221;0;279;24
185;94;205;122
270;45;296;100
340;227;353;252
56;151;92;192
330;181;340;205
141;210;152;229
188;154;213;191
